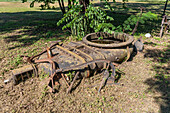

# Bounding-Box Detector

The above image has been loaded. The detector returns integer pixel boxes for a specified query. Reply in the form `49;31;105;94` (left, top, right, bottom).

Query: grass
0;10;68;76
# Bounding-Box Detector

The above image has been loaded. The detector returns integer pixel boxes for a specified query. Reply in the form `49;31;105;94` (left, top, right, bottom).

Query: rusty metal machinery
7;32;134;93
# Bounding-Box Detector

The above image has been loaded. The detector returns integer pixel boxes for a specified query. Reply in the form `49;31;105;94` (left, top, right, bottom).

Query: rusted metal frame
55;45;86;63
71;42;101;75
67;71;80;93
34;59;56;74
124;46;130;62
98;70;109;93
54;44;92;91
21;56;38;77
61;73;70;87
34;59;56;72
54;59;116;93
31;63;38;77
34;58;57;91
54;59;117;77
98;62;111;93
71;42;106;59
47;47;53;58
62;45;82;51
67;45;83;50
30;42;60;60
69;42;99;70
50;72;57;92
84;46;107;69
20;42;118;92
164;16;168;34
160;15;166;38
29;43;89;91
26;72;30;78
160;15;170;37
54;60;118;74
18;42;60;90
65;45;96;69
65;45;91;80
21;73;24;81
21;41;60;63
55;45;91;78
66;45;94;61
71;42;107;69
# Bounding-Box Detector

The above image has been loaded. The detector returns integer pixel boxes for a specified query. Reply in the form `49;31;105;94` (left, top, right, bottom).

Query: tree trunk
79;0;90;13
163;0;168;16
61;0;65;14
58;0;65;14
131;7;144;36
72;0;76;5
68;0;71;11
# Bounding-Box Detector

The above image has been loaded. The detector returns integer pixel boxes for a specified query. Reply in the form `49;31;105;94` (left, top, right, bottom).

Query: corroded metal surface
11;65;34;85
38;41;133;74
83;32;134;48
9;32;135;93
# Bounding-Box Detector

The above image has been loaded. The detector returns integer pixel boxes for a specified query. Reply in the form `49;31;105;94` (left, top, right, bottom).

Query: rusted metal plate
11;65;34;85
11;65;34;76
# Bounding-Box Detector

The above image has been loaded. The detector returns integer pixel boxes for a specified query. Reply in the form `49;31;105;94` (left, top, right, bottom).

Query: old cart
9;32;134;93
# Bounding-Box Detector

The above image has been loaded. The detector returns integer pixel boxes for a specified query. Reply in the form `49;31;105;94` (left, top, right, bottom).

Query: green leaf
56;4;115;39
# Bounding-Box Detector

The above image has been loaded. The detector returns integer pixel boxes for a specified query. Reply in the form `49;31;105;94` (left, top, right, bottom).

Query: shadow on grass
106;9;161;35
144;46;170;113
95;1;168;35
0;1;167;49
95;1;170;15
0;11;69;49
0;1;168;50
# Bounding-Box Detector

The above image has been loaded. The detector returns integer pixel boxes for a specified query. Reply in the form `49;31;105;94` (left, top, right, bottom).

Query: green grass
0;2;68;72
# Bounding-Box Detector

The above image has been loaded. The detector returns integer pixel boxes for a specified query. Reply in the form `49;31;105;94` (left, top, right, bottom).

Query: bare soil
0;36;169;113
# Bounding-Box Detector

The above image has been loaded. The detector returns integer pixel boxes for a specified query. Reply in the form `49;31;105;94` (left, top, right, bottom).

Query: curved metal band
82;32;134;48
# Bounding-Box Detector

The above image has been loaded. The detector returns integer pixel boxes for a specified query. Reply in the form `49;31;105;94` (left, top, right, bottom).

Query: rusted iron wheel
82;32;134;48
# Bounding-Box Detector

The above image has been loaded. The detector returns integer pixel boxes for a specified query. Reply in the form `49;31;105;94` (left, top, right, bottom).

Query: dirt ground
0;1;170;113
0;36;169;113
